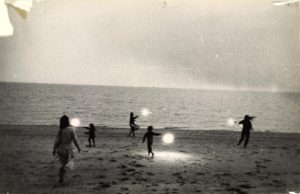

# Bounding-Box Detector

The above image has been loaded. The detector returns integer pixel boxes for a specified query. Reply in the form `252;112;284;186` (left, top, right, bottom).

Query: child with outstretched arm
235;115;255;148
128;112;139;137
84;123;96;147
142;126;161;158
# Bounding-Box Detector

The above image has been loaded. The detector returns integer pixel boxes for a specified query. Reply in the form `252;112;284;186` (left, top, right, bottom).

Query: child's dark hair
244;115;255;121
147;126;153;131
60;115;70;129
58;115;70;145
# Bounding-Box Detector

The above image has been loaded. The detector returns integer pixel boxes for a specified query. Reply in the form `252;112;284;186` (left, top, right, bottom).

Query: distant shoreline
1;81;299;94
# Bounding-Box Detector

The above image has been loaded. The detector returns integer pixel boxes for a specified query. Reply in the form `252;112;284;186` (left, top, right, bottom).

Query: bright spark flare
227;118;235;126
141;108;151;116
162;133;174;144
70;118;80;127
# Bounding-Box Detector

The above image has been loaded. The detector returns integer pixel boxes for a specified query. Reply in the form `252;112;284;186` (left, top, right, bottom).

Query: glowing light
273;0;299;6
288;192;300;194
141;108;151;116
227;118;235;126
154;151;190;161
162;133;174;144
136;151;205;163
70;118;80;127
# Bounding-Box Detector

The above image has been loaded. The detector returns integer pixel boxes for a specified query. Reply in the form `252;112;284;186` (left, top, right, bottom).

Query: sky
0;0;299;92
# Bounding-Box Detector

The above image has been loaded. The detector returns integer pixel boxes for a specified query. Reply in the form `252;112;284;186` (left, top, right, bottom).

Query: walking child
84;123;96;147
235;115;255;148
53;115;81;183
128;112;139;137
142;126;161;158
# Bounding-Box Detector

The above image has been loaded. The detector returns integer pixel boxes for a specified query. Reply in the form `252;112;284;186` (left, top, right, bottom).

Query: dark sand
0;125;299;194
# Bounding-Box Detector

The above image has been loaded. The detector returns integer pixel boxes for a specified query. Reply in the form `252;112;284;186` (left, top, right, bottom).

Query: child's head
244;115;250;120
89;123;94;128
147;126;153;131
60;115;70;129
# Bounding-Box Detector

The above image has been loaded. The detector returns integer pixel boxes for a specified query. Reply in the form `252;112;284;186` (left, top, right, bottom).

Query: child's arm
53;130;60;156
249;116;256;120
72;129;81;152
153;132;161;136
134;115;139;119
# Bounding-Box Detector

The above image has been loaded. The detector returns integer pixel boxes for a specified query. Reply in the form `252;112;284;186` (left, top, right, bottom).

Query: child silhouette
142;126;161;158
84;123;96;147
236;115;255;148
128;112;139;137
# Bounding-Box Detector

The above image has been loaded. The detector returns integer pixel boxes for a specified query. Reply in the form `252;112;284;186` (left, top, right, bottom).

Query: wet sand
0;125;299;194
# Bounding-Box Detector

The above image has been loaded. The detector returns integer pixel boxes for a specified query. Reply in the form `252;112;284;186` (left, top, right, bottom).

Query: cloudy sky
0;0;299;92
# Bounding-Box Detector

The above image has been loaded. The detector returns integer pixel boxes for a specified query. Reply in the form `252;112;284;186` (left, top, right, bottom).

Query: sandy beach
0;125;299;194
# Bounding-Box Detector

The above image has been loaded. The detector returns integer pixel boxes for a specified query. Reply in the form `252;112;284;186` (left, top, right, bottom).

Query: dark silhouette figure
236;115;255;148
53;115;81;183
142;126;161;158
128;112;139;137
84;123;96;147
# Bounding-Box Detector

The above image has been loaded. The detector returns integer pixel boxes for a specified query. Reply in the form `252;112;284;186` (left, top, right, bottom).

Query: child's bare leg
237;131;245;146
148;144;153;157
92;138;95;147
244;132;250;148
59;166;65;183
147;144;151;156
151;152;154;158
128;130;132;137
88;137;92;147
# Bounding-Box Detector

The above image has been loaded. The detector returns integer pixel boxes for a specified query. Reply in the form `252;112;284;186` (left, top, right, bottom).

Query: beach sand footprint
110;159;117;162
129;161;145;168
245;171;255;176
95;175;106;179
262;159;272;163
98;181;111;188
118;177;130;182
126;168;136;173
119;164;128;169
239;183;254;189
146;171;154;175
121;186;129;191
196;172;205;176
226;187;247;194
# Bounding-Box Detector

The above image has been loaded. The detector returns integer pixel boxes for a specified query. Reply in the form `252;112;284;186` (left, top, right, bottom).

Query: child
128;112;140;137
142;126;161;158
235;115;255;148
84;123;96;147
53;115;81;183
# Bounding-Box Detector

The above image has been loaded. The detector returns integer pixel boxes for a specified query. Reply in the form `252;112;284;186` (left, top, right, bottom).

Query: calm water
0;82;299;133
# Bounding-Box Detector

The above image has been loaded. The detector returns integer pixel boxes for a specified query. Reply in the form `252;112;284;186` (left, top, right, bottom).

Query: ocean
0;82;299;133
